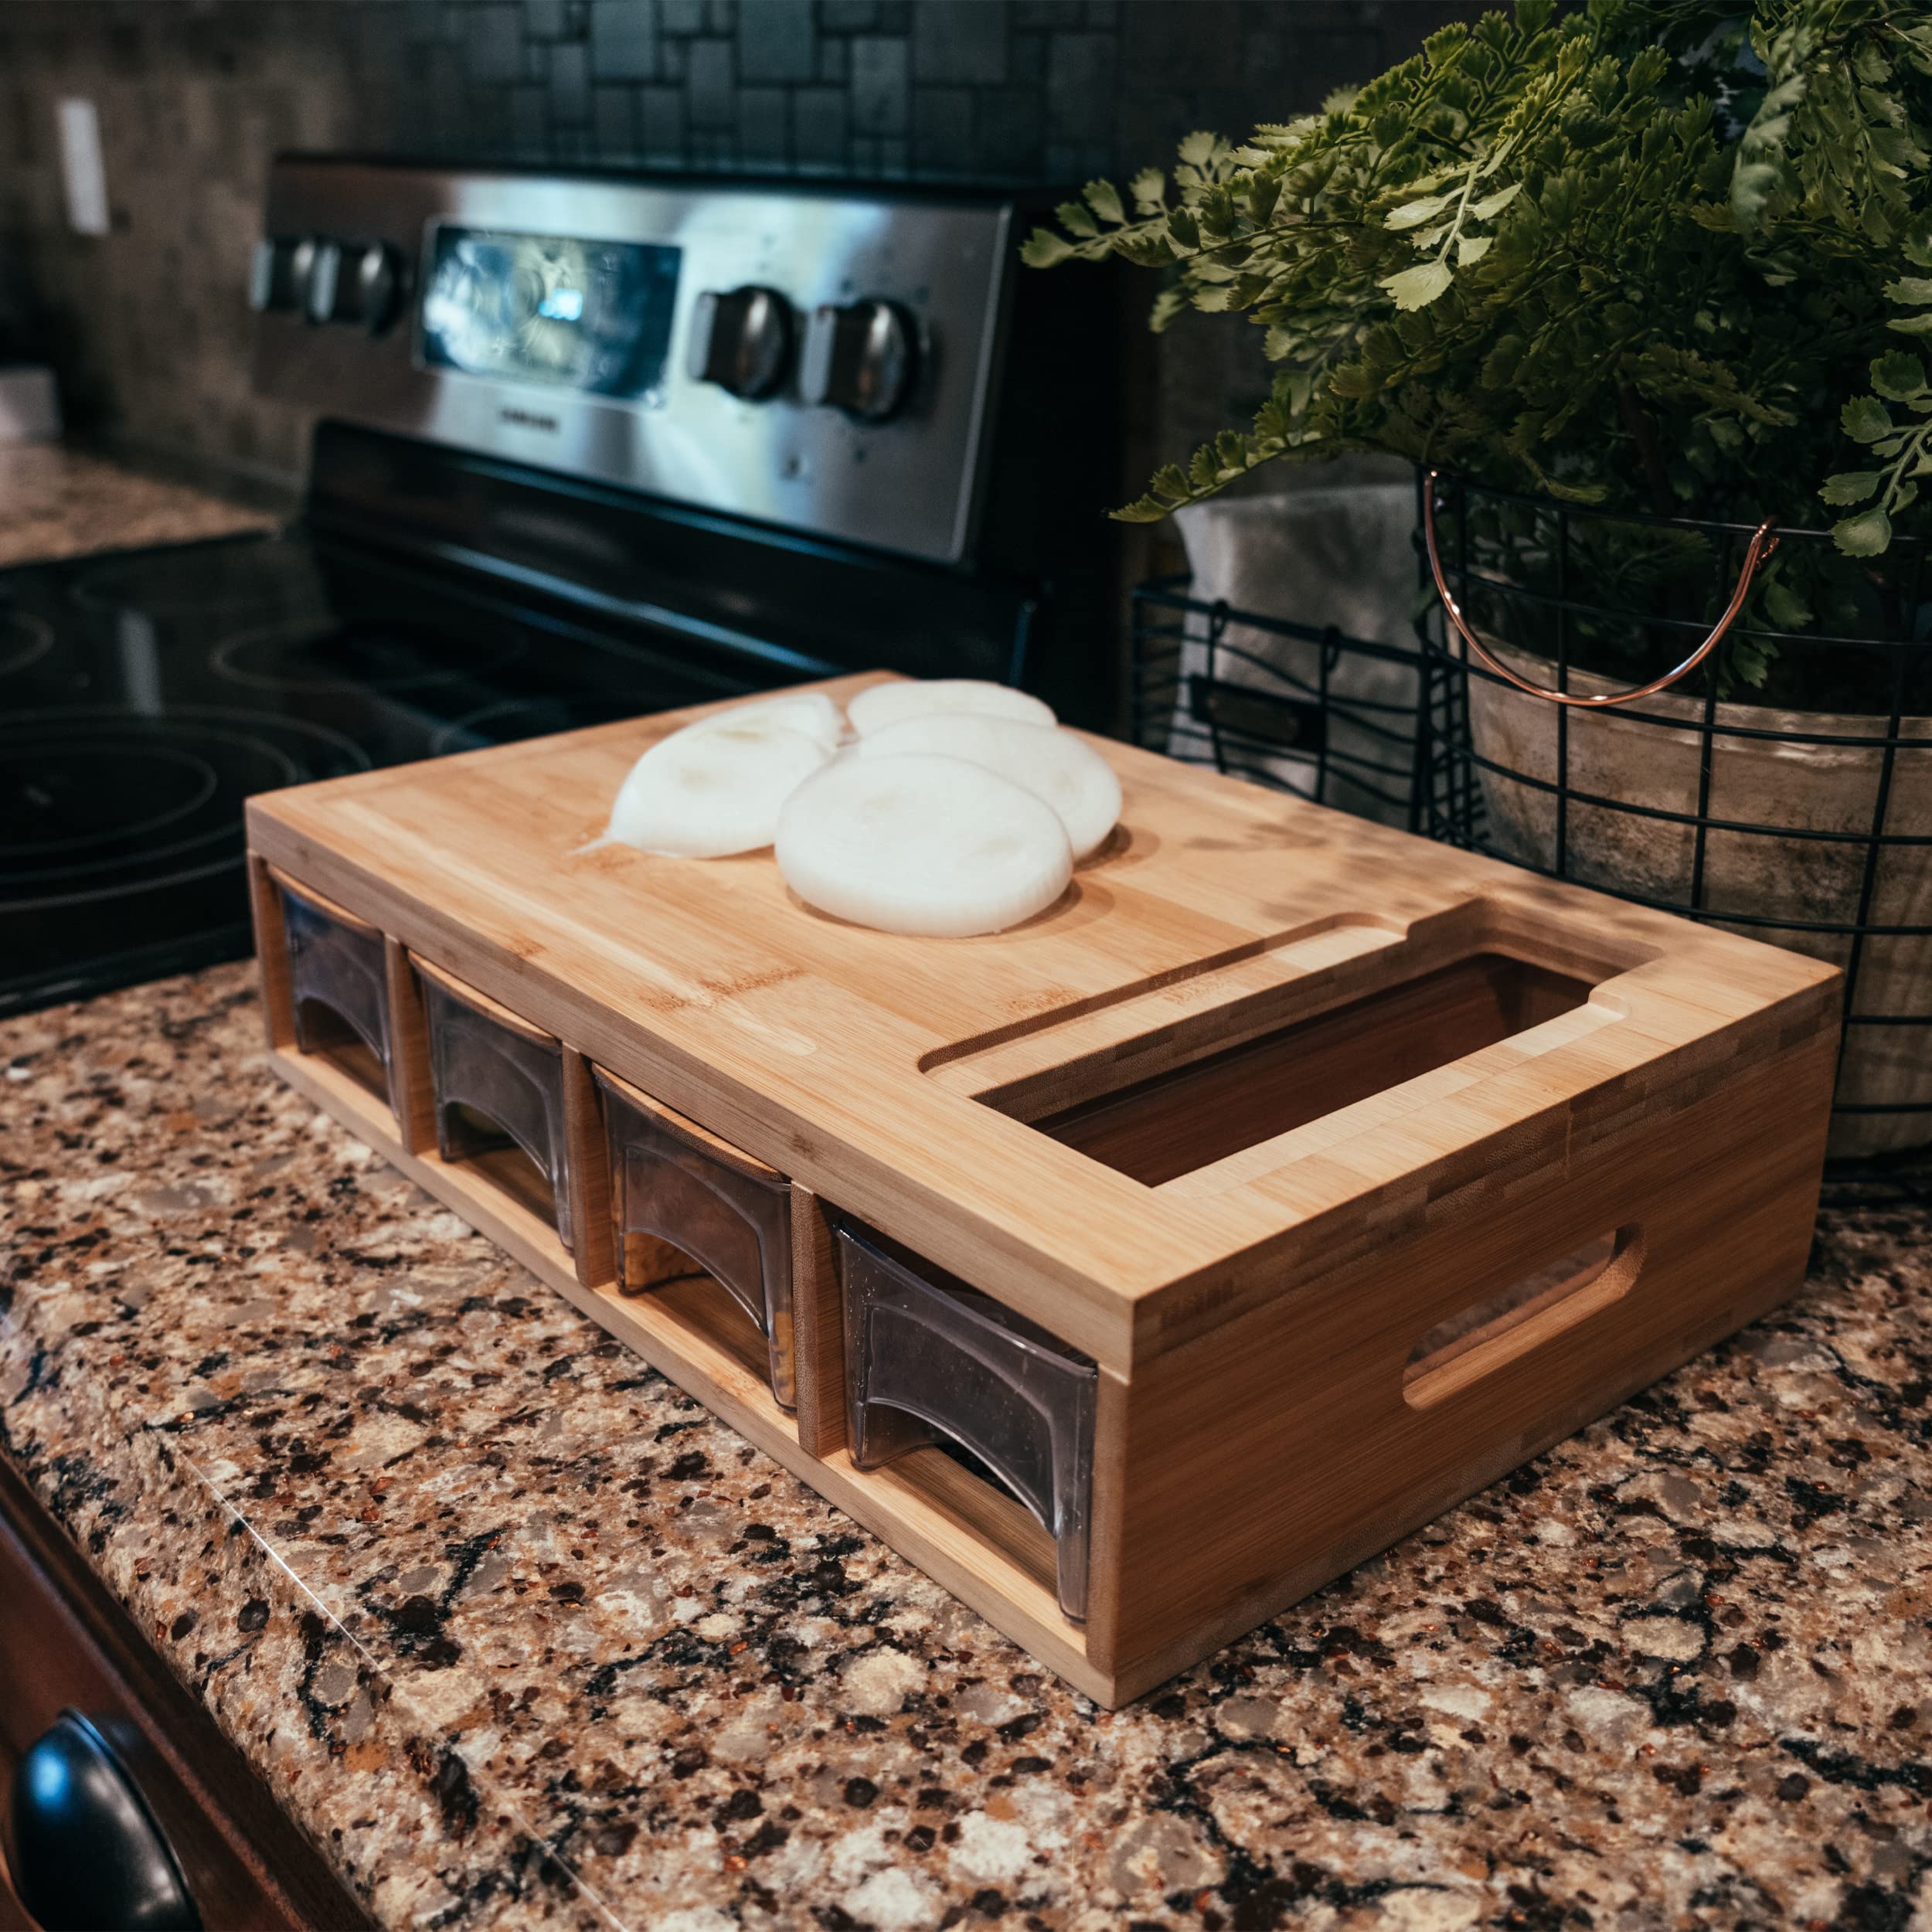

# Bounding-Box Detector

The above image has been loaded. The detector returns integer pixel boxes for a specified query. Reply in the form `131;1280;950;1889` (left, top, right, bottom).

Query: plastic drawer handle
597;1070;796;1408
838;1223;1094;1624
421;978;573;1250
280;886;392;1084
7;1710;200;1930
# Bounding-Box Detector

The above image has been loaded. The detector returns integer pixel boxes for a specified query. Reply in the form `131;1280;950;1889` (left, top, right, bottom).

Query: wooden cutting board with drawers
245;672;1841;1706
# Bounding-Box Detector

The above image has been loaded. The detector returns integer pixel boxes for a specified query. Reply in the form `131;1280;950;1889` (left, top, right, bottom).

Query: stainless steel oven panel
252;162;1012;566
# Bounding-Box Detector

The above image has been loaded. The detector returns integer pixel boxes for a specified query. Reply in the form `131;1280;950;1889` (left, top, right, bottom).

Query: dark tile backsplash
0;0;1477;499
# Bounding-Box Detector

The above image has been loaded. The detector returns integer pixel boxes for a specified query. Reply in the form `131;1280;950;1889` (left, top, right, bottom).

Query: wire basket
1129;573;1430;831
1415;470;1932;1165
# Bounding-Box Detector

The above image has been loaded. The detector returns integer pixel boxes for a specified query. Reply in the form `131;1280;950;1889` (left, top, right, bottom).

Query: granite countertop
0;443;277;567
5;964;1932;1930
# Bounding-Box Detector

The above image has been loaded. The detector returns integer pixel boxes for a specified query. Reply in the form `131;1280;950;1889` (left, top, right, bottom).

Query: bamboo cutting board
247;673;1841;1704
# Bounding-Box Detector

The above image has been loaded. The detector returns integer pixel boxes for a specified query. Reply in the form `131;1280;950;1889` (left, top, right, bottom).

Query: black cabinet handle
8;1710;200;1930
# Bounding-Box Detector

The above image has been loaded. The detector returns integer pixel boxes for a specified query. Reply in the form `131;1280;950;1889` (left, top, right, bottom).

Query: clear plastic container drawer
278;879;393;1111
835;1221;1096;1624
594;1068;795;1410
417;964;573;1251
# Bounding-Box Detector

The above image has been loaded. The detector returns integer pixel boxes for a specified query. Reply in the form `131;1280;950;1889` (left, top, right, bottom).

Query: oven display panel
420;226;682;402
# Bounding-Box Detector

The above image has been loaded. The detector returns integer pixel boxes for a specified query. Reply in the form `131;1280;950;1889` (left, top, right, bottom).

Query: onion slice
775;753;1073;936
847;678;1055;738
692;689;845;752
602;716;832;857
854;714;1120;859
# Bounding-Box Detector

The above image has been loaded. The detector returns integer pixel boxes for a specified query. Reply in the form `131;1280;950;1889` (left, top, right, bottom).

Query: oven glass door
419;226;682;402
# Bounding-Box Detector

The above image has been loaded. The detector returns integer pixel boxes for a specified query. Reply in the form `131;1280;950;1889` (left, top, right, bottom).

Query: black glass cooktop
2;530;770;1019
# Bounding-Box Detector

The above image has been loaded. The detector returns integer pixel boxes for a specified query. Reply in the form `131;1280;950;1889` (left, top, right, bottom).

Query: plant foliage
1024;0;1932;567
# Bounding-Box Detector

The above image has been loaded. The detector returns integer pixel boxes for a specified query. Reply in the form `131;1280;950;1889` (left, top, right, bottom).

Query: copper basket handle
1421;468;1781;708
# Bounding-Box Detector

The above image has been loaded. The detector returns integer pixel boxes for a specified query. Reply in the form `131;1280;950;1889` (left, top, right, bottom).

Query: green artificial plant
1026;0;1932;692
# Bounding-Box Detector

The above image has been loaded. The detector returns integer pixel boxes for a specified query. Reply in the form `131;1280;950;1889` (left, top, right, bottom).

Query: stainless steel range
3;158;1119;1019
253;162;1019;566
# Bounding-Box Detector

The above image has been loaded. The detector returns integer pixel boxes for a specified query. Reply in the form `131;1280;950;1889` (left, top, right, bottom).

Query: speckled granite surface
5;963;1932;1930
0;444;275;567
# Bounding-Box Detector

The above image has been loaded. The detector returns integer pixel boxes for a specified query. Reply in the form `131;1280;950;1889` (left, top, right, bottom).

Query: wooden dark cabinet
0;1457;369;1932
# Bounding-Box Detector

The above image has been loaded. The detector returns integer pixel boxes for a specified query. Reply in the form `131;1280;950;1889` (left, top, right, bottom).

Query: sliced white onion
854;714;1121;859
775;753;1073;936
692;689;845;753
604;717;832;857
847;678;1056;739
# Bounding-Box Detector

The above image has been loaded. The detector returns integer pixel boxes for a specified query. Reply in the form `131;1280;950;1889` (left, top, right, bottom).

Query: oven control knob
301;239;343;325
285;237;322;319
294;240;403;332
801;300;917;422
687;286;792;400
248;237;304;313
253;240;328;318
352;241;403;335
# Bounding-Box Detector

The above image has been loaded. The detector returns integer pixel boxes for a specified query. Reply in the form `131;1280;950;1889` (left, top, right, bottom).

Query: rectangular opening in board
1015;951;1596;1186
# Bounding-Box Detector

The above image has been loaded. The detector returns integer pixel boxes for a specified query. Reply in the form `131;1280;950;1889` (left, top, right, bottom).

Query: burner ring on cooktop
211;617;526;695
0;706;370;913
0;609;54;679
15;743;219;861
70;539;319;618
